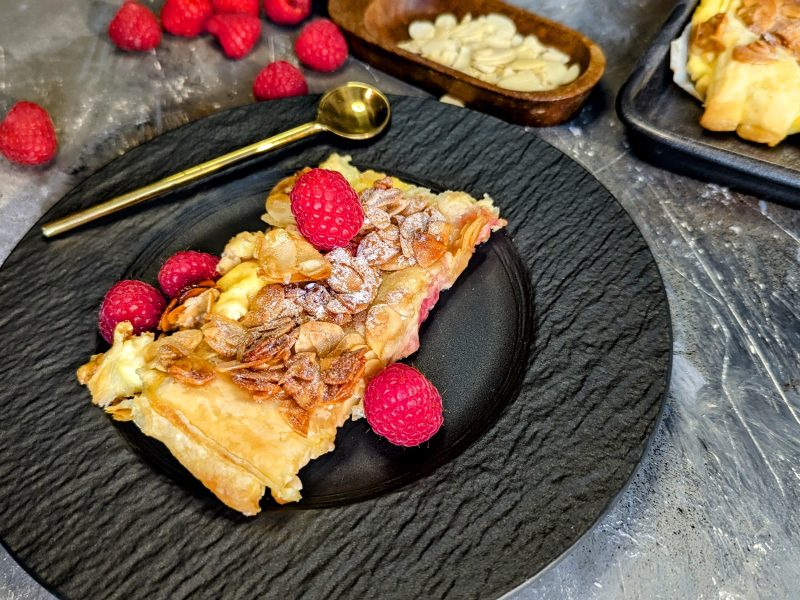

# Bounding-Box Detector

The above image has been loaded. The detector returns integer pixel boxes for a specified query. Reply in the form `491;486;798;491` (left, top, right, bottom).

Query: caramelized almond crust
77;154;505;514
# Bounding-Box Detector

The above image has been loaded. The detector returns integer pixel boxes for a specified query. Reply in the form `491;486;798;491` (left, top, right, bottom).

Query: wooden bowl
328;0;606;126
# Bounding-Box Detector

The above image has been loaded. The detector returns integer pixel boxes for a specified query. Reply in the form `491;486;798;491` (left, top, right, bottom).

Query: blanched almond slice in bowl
399;13;581;93
329;0;605;126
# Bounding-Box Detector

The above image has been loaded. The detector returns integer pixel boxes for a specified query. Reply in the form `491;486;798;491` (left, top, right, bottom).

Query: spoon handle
41;120;326;238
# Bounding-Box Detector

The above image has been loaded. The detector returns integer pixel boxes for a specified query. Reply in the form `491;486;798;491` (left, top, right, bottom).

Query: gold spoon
41;82;391;238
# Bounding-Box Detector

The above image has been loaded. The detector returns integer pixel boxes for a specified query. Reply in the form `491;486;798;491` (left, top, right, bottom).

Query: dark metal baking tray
616;0;800;209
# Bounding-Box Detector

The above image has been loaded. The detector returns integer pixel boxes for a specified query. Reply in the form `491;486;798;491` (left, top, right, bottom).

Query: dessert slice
78;154;505;515
686;0;800;145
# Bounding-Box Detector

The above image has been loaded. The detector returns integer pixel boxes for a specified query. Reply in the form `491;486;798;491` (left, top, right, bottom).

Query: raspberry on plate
263;0;310;25
290;168;363;251
253;61;308;101
108;1;162;51
98;280;165;344
212;0;259;17
206;13;261;59
364;364;444;447
294;19;348;72
161;0;213;37
0;101;58;166
158;250;220;298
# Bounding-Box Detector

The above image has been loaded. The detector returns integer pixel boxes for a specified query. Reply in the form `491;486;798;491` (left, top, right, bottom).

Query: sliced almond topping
774;20;800;57
412;234;449;268
274;393;310;437
166;356;216;386
239;284;301;329
202;314;248;358
691;14;729;54
281;352;325;409
322;348;367;385
294;321;346;356
263;171;305;229
255;229;331;284
737;0;778;34
732;38;781;63
325;248;381;312
241;329;299;367
231;369;285;392
781;0;800;19
357;229;401;267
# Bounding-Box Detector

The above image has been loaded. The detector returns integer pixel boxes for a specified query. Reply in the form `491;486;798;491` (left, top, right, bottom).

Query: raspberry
108;1;162;51
212;0;259;17
161;0;213;37
263;0;309;25
0;102;58;166
158;250;220;298
290;168;363;251
294;19;348;72
364;364;444;447
98;280;165;344
253;61;308;101
206;13;261;59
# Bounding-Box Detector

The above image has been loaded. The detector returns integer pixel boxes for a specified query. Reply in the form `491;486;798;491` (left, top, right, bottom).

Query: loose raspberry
253;61;308;101
290;168;363;251
263;0;309;25
212;0;259;17
294;19;348;72
205;13;261;59
108;1;162;51
161;0;213;37
0;102;58;166
98;280;165;344
364;364;444;447
158;250;220;298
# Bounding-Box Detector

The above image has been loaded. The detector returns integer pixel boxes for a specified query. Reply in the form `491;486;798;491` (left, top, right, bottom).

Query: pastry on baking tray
77;154;505;515
685;0;800;146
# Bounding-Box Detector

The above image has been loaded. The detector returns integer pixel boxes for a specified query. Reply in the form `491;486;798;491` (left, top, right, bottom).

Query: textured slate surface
0;96;670;599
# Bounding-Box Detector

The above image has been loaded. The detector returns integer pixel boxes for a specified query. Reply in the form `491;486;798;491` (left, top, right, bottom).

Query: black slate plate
0;95;671;599
617;0;800;208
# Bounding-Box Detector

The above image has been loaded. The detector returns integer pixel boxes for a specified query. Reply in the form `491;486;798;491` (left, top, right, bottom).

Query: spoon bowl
41;82;392;238
317;82;391;140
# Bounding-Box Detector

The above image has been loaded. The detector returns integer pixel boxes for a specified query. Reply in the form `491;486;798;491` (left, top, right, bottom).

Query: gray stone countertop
1;0;798;598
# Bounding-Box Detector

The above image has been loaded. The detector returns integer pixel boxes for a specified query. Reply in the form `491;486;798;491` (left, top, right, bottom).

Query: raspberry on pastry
98;280;165;343
290;168;363;251
158;250;220;298
364;363;444;446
